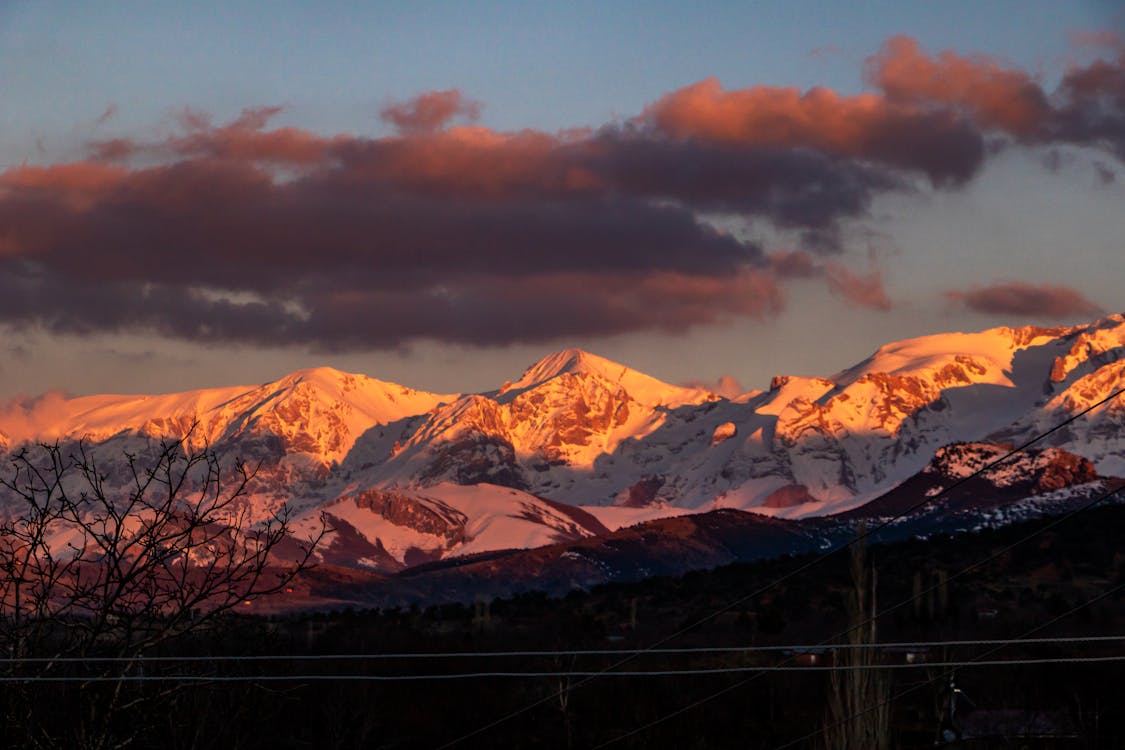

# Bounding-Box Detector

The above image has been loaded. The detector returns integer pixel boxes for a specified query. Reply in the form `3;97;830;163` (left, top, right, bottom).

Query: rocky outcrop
348;490;468;545
710;421;737;446
762;484;817;509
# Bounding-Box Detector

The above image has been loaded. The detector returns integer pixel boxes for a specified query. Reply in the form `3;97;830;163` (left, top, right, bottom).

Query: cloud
682;374;747;398
587;132;901;247
767;251;891;310
0;96;892;348
769;250;820;278
379;89;482;134
945;281;1104;318
8;32;1125;351
640;77;986;185
0;390;72;444
867;35;1125;159
1051;49;1125;159
823;263;892;310
867;35;1049;134
90;138;137;162
0;266;784;348
1068;30;1124;52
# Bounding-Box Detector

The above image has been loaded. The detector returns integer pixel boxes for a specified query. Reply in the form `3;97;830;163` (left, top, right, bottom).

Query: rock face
2;313;1124;572
620;477;664;507
845;441;1104;519
710;421;737;446
763;484;817;509
349;490;468;545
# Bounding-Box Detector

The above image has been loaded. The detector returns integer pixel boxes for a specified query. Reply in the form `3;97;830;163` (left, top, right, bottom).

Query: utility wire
442;385;1125;748
3;654;1125;684
772;577;1125;750
4;633;1124;664
591;477;1125;748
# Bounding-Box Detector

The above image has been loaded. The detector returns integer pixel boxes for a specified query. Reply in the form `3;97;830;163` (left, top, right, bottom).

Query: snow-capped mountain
2;313;1123;573
2;366;454;462
284;441;1122;609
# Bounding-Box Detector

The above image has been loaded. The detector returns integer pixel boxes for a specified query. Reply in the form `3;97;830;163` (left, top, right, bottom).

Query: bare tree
0;429;326;748
823;526;891;750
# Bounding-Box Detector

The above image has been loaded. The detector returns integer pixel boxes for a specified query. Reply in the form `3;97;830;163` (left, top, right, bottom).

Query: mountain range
2;313;1123;603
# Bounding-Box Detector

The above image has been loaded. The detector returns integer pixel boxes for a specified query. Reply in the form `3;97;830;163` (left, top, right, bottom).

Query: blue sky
0;1;1122;398
3;1;1114;153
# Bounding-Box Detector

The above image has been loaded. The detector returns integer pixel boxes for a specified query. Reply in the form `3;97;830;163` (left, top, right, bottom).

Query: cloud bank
945;281;1104;318
0;35;1119;349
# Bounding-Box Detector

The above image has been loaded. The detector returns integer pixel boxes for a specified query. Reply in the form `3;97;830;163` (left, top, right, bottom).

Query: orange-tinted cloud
767;251;892;310
0;162;127;194
867;35;1125;159
823;263;892;310
769;250;820;278
0;391;72;445
867;35;1050;134
0;144;775;347
1069;30;1125;52
641;77;985;184
169;106;343;165
945;281;1103;318
380;89;482;134
7;32;1125;350
84;104;903;248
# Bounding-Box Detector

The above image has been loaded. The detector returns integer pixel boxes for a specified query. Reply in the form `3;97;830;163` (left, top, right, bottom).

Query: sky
1;1;1123;400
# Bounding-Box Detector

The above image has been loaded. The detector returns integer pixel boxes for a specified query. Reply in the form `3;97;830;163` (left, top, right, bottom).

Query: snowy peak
834;330;1019;390
2;367;456;466
829;316;1123;397
1047;313;1125;387
498;348;712;408
507;348;605;387
6;314;1125;580
212;368;457;464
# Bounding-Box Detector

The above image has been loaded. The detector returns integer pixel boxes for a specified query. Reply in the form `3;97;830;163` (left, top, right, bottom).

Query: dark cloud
587;132;900;246
1050;50;1125;159
7;33;1125;350
639;76;986;185
379;90;482;134
0;159;756;289
0;264;783;349
945;282;1104;318
767;251;892;310
823;263;892;310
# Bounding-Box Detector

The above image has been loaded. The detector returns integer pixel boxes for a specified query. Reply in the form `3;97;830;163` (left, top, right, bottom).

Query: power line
590;477;1125;748
4;654;1125;684
771;578;1125;750
442;385;1125;749
3;634;1124;664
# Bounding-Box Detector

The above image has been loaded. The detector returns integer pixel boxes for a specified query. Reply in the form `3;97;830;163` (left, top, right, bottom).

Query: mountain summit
497;348;712;408
2;314;1122;572
3;367;456;465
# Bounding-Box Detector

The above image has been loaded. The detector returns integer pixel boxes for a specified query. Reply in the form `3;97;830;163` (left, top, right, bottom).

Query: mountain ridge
2;314;1123;576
